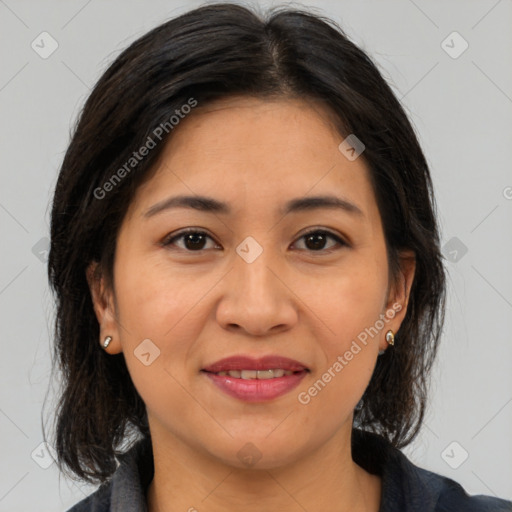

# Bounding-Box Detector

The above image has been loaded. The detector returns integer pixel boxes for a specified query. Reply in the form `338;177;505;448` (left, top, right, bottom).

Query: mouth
201;355;310;402
202;355;309;373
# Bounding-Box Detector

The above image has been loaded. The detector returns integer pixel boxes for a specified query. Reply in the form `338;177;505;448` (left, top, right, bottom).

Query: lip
201;355;309;403
203;371;308;402
202;355;309;373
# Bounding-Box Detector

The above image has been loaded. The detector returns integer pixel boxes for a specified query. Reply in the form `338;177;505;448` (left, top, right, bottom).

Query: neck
146;424;381;512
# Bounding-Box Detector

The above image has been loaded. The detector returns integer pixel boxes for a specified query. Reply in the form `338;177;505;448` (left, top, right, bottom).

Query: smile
201;354;310;402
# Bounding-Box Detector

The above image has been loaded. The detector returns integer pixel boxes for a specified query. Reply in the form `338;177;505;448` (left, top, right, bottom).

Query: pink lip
203;371;308;402
201;355;309;403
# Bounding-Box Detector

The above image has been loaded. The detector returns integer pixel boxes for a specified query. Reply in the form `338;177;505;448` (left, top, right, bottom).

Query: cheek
297;261;385;404
115;251;209;339
295;328;377;444
112;252;211;397
305;260;388;351
112;259;206;430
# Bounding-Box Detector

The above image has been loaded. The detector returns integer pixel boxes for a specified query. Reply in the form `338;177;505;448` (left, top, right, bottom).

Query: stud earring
385;330;395;346
102;336;112;349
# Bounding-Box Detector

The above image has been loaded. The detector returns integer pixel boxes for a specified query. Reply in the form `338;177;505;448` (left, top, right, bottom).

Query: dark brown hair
46;2;446;484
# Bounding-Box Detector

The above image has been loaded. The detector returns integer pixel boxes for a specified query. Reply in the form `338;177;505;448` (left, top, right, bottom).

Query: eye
292;229;347;252
162;229;219;251
162;228;347;253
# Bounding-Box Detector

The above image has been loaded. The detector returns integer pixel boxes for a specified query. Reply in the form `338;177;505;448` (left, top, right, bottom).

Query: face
88;96;415;469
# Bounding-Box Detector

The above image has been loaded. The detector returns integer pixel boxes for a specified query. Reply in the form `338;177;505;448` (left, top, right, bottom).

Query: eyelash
161;228;348;254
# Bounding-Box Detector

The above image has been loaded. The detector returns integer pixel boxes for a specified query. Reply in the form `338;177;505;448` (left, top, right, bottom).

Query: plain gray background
0;0;511;510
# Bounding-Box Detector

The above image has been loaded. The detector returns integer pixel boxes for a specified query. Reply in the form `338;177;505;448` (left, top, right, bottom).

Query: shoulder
65;436;154;512
352;429;512;512
66;484;112;512
417;464;512;511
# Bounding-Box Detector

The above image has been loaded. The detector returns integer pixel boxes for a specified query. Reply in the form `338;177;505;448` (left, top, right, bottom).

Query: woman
46;2;512;511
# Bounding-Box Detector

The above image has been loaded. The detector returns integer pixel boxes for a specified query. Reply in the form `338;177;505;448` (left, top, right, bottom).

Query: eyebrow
143;194;364;218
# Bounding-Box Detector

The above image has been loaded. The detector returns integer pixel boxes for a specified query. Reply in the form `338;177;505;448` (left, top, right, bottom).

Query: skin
87;96;415;512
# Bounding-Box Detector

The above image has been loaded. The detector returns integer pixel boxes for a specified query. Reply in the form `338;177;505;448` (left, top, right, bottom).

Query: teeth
257;369;277;380
240;370;258;379
215;369;294;379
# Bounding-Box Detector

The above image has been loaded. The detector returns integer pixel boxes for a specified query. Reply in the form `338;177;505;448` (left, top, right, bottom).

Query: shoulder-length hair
46;2;446;484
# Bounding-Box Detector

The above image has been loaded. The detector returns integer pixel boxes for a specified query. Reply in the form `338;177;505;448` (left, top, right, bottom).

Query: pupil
306;233;326;250
185;233;205;250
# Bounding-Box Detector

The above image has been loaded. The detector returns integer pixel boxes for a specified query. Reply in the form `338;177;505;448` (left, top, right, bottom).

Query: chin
201;433;310;471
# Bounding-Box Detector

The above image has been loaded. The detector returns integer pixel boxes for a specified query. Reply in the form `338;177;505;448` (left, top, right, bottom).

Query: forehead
163;95;343;164
127;96;378;223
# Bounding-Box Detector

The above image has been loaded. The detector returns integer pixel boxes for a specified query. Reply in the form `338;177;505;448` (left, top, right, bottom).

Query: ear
379;250;416;351
86;261;122;354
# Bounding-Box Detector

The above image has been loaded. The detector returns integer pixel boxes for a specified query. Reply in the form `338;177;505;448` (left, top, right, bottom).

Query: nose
215;240;298;337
